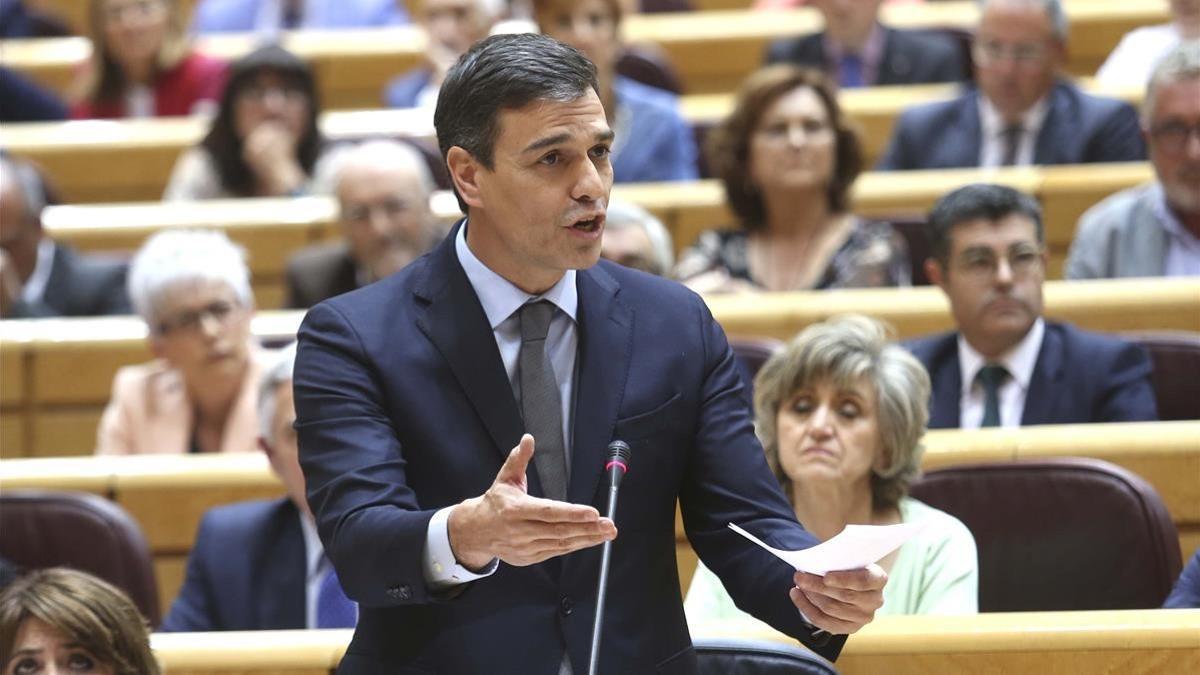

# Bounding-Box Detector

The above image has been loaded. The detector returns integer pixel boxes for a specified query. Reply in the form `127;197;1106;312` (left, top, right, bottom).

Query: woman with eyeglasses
95;230;269;455
674;66;910;294
163;44;347;200
71;0;227;119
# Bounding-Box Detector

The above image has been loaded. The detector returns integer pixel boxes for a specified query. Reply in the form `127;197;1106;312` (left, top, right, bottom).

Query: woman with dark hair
674;65;910;293
163;44;344;200
71;0;227;119
0;568;160;675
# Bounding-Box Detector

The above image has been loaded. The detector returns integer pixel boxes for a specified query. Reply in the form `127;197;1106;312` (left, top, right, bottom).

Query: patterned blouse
674;219;912;290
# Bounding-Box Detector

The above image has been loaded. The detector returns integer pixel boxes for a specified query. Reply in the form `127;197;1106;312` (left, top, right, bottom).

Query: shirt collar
978;93;1051;139
957;318;1045;396
20;238;56;304
822;22;886;66
454;221;578;329
299;508;325;582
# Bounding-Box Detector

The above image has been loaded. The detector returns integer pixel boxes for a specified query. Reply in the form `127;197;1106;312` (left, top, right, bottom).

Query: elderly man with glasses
1067;41;1200;279
906;183;1158;429
878;0;1146;170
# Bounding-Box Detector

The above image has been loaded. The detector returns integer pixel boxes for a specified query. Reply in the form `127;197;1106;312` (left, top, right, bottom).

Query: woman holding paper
685;315;978;624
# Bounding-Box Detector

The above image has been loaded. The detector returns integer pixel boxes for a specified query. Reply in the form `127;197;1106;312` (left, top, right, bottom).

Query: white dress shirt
957;319;1046;429
19;238;56;306
300;510;326;629
977;96;1050;168
422;223;580;589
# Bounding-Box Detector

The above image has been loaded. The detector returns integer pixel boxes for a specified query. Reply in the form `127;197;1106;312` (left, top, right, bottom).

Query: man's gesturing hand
447;434;617;570
790;564;887;635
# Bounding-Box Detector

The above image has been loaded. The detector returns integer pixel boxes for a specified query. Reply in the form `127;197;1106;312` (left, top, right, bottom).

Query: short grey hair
127;230;253;329
1143;40;1200;123
335;139;436;199
258;342;296;444
604;199;674;275
754;314;932;509
978;0;1068;42
0;155;48;224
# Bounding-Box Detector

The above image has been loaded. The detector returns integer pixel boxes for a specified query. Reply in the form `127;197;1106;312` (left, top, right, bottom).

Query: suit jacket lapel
413;222;531;484
1033;82;1068;164
567;264;632;507
931;339;962;429
1022;324;1061;425
256;499;307;629
956;92;984;167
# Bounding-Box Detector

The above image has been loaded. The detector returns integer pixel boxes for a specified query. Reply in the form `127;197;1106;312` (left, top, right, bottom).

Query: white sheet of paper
729;521;926;576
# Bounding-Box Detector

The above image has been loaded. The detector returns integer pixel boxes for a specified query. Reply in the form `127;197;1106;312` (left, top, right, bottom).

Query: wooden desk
1;1;1168;106
144;610;1200;674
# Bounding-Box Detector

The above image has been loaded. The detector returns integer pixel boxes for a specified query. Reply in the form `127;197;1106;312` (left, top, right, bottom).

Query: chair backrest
730;335;784;402
694;637;839;675
1122;331;1200;421
617;44;685;95
909;458;1182;612
883;215;932;285
0;489;160;626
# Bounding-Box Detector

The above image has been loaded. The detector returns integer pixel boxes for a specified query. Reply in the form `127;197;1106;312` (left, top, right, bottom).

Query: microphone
587;440;631;675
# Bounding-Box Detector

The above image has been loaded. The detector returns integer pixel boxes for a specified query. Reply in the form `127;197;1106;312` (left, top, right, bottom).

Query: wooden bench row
2;80;1142;205
3;1;1167;105
1;412;1196;616
32;162;1156;310
2;277;1196;458
143;609;1200;674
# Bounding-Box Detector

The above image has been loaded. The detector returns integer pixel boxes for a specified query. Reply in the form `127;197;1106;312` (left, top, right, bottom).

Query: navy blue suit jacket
160;498;307;631
9;244;131;318
1164;549;1200;608
877;81;1146;170
766;27;968;86
906;321;1158;429
294;222;838;673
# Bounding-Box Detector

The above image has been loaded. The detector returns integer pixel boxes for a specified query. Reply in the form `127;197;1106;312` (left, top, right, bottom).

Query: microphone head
606;440;631;464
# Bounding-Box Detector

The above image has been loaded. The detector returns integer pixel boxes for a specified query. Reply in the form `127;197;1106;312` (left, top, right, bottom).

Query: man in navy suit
161;344;357;631
907;183;1157;429
765;0;969;87
878;0;1145;170
294;33;884;673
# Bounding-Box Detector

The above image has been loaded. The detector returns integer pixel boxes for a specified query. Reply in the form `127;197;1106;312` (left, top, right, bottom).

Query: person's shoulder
902;497;970;535
201;498;292;534
1077;183;1157;234
1056;80;1136;117
765;32;823;64
615;77;682;115
383;68;432;108
903;330;957;362
890;26;959;55
589;258;704;309
1046;321;1140;361
288;241;352;272
896;90;972;129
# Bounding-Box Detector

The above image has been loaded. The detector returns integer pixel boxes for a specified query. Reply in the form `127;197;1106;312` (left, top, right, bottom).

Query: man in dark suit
284;139;442;309
294;33;885;673
765;0;969;87
907;183;1157;429
0;155;130;318
161;344;358;631
877;0;1146;170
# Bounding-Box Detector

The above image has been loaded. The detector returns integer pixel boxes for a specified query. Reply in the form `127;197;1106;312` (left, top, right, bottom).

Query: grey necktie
1000;124;1023;166
519;300;568;501
978;364;1009;428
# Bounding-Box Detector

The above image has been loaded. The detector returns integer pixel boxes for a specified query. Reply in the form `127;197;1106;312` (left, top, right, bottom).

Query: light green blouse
684;497;978;632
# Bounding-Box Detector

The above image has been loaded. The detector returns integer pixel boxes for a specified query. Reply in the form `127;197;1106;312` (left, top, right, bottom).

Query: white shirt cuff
423;506;498;590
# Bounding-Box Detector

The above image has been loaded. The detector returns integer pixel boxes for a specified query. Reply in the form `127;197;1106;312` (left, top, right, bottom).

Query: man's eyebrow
521;129;616;155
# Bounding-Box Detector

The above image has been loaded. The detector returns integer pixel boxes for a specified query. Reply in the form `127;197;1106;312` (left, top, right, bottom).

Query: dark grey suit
8;242;130;318
284;242;359;310
765;27;969;86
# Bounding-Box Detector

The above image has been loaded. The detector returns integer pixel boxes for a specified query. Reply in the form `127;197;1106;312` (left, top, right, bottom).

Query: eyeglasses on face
954;244;1044;279
156;299;239;335
1149;121;1200;153
972;40;1048;65
103;0;165;23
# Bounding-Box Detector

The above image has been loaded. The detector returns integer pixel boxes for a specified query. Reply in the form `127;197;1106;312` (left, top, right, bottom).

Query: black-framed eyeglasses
156;300;238;335
954;244;1044;279
1149;121;1200;153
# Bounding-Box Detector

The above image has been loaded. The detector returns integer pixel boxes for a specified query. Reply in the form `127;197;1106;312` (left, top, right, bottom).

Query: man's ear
446;146;485;210
924;258;946;289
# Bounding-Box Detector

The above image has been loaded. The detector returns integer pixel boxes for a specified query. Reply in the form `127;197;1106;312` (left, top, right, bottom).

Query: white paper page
729;521;926;576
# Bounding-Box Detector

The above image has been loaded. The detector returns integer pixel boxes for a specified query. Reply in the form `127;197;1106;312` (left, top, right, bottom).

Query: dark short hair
927;183;1045;264
434;33;600;212
201;44;322;197
708;65;862;231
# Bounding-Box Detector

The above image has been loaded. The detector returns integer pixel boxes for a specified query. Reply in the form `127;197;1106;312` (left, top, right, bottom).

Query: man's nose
994;257;1015;286
572;157;607;203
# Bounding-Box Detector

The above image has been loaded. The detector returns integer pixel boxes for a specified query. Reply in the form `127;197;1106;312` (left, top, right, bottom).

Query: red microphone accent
604;460;628;473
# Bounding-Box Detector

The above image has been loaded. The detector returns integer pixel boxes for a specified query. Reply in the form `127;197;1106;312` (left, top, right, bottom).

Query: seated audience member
0;67;68;122
600;199;674;275
765;0;968;88
0;557;18;591
909;183;1158;429
384;0;502;109
533;0;699;182
685;314;978;627
161;343;357;630
0;567;160;675
1096;0;1200;87
1068;41;1200;279
190;0;407;33
877;0;1146;170
96;230;270;455
0;155;131;318
1164;548;1200;608
71;0;227;119
284;139;441;308
164;44;345;200
675;66;910;293
0;0;71;38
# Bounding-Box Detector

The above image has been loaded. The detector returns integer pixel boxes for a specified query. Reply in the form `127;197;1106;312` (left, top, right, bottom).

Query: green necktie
978;364;1009;428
